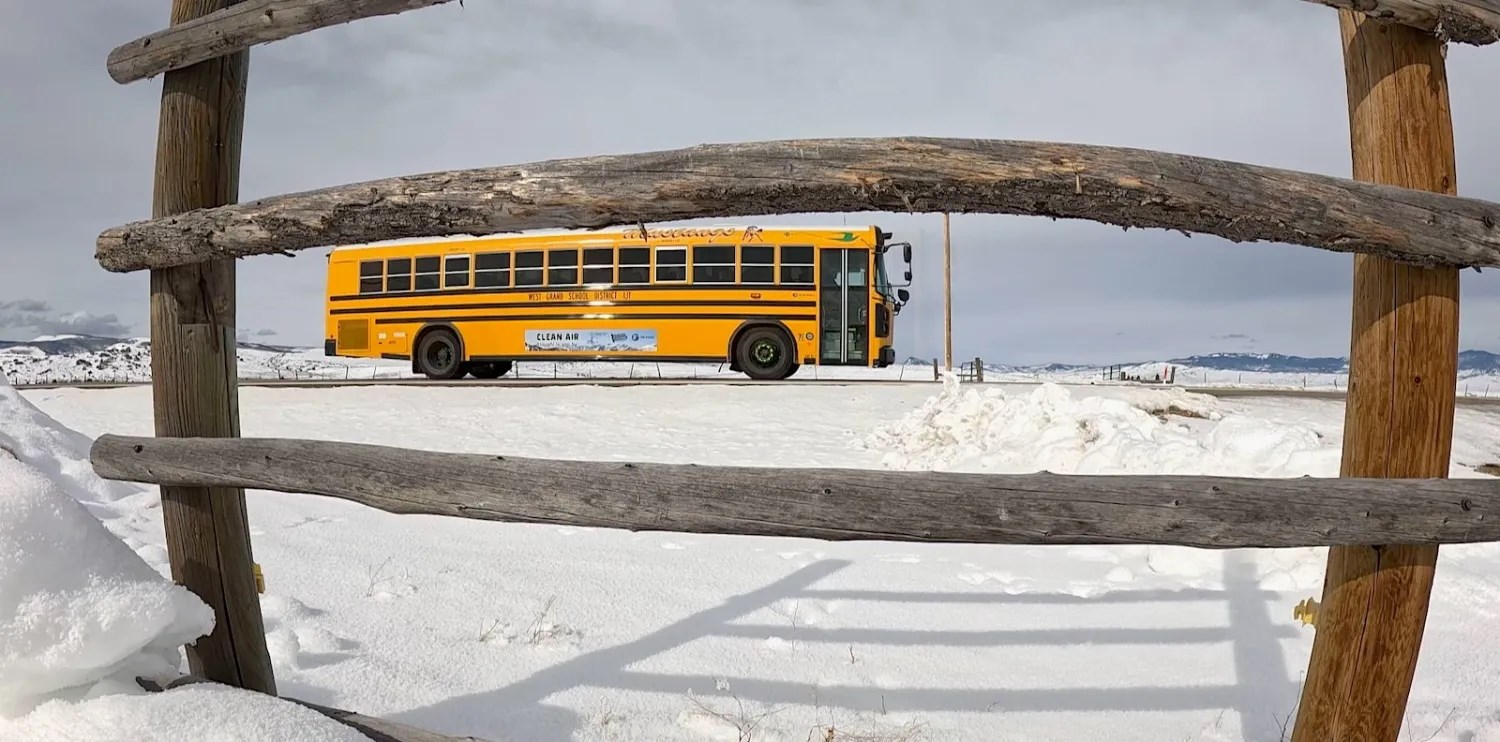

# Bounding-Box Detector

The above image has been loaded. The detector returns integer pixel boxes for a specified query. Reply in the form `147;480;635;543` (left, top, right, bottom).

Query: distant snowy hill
1162;352;1350;374
0;336;377;384
907;351;1500;378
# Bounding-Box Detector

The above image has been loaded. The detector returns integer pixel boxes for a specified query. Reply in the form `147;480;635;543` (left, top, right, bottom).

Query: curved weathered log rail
95;136;1500;272
103;0;1500;88
1305;0;1500;44
106;0;459;84
89;434;1500;549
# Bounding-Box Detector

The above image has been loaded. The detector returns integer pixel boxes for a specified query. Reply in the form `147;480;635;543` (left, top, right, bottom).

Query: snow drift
0;374;213;717
0;375;365;741
866;376;1335;476
0;447;213;717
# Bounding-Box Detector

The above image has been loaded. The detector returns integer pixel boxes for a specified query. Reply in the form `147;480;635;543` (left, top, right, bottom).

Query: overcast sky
5;0;1500;365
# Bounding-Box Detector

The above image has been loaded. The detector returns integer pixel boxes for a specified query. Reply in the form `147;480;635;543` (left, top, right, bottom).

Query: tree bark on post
149;0;276;693
1291;11;1460;741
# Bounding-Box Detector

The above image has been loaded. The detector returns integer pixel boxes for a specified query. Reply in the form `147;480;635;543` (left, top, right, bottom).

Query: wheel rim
750;338;780;367
426;340;454;371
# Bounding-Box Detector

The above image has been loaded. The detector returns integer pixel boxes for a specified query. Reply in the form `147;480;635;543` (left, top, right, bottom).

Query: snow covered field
6;378;1500;741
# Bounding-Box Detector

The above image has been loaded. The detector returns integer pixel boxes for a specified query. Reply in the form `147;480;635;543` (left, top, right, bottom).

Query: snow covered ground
6;377;1500;740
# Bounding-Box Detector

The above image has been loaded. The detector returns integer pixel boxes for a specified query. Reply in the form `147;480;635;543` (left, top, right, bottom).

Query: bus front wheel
734;326;795;381
415;328;466;380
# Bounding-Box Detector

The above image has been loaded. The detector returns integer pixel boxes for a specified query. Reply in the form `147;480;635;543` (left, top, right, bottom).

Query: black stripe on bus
329;283;817;302
330;299;816;315
371;313;817;325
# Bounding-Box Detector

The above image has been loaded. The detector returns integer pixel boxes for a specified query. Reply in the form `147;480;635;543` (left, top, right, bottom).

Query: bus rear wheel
735;326;794;381
415;328;465;380
467;360;513;379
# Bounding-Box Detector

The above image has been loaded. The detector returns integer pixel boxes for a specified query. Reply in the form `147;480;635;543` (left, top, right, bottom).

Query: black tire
415;328;465;380
734;326;795;381
467;360;513;379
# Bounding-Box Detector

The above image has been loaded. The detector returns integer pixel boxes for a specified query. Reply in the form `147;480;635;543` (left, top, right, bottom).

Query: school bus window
741;245;774;284
515;250;543;286
779;245;814;286
443;255;471;288
847;253;869;285
413;256;441;291
618;247;650;285
547;248;579;286
655;246;686;282
386;258;412;292
692;244;735;284
474;251;510;288
583;247;614;284
358;260;383;294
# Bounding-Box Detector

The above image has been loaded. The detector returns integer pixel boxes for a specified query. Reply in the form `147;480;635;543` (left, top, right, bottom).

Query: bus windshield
875;251;892;298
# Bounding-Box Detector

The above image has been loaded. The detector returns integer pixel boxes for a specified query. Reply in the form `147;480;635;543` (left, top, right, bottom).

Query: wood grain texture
148;0;275;695
88;434;1500;549
1302;0;1500;44
94;136;1500;273
138;675;489;741
107;0;457;84
1292;11;1461;742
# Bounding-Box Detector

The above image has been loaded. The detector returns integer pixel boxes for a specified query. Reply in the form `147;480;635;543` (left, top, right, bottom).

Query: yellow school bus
322;224;912;380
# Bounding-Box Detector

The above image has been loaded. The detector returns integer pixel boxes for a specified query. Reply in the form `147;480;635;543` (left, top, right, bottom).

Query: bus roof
326;224;885;255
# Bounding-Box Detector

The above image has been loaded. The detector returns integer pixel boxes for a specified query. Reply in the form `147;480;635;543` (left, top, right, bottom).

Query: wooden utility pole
1292;11;1459;741
943;212;953;370
150;0;276;693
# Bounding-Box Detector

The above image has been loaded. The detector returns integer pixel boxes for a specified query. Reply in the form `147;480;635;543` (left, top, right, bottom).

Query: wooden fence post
943;212;953;372
149;0;275;693
1292;10;1460;741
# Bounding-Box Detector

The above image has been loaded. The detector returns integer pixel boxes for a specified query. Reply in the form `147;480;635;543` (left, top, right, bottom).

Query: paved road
14;376;1500;407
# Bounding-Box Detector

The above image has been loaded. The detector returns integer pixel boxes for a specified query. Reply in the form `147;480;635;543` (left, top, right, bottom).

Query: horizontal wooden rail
90;434;1500;548
103;0;1500;87
95;137;1500;273
1303;0;1500;44
107;0;458;84
138;674;487;741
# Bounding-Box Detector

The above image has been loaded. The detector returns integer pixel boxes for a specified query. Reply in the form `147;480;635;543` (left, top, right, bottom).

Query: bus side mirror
903;270;912;282
897;288;910;302
903;244;912;262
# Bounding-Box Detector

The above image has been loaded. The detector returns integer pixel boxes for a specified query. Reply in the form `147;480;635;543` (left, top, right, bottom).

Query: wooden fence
84;1;1500;740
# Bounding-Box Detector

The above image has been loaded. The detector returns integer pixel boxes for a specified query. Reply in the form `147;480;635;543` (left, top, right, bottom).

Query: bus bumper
877;346;894;367
324;338;337;356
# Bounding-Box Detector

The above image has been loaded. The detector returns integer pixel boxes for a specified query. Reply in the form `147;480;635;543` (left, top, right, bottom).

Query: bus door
818;248;870;365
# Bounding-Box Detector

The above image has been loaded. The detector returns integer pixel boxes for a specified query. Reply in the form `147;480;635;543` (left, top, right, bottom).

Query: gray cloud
0;300;133;339
0;300;51;314
5;0;1500;365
